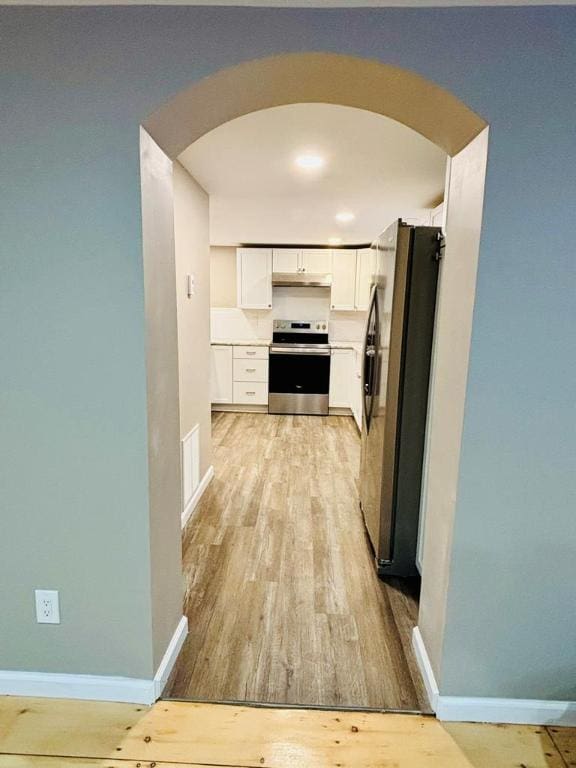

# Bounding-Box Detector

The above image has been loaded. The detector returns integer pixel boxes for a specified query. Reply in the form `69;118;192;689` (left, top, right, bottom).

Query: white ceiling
179;103;447;246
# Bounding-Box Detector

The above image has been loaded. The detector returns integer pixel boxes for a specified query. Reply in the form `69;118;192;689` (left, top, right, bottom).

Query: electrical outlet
35;589;60;624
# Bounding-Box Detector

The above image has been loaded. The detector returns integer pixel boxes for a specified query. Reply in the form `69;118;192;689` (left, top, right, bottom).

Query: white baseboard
328;406;353;416
212;404;268;413
412;626;439;711
181;465;214;529
153;615;188;698
412;627;576;726
436;696;576;726
0;616;188;705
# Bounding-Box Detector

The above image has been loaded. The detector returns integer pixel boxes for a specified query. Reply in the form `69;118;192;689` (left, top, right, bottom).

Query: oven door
268;346;331;415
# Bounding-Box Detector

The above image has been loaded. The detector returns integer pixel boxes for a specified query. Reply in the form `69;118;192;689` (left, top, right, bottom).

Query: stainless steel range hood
272;272;332;288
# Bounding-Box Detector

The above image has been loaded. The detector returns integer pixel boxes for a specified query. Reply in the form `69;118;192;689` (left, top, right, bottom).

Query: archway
140;52;489;710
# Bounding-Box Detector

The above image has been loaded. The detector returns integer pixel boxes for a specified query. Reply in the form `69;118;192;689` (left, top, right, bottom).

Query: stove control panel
274;319;328;332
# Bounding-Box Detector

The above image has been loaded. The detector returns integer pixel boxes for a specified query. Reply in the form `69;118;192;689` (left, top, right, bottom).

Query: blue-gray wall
1;6;574;697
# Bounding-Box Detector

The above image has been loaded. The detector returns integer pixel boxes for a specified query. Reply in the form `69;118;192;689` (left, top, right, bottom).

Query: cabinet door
351;349;363;429
354;248;376;311
237;248;272;309
211;345;233;403
301;248;332;274
329;349;353;408
331;250;357;310
273;249;300;274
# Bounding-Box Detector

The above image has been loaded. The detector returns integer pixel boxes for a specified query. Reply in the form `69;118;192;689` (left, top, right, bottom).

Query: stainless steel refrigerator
359;220;441;578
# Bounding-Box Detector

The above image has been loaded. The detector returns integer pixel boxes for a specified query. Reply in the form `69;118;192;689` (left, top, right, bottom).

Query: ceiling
179;103;447;246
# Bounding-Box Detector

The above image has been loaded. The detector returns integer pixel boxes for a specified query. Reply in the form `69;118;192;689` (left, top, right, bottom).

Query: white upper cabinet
354;248;376;311
331;250;357;310
273;248;333;274
272;248;300;274
301;249;332;274
237;248;272;309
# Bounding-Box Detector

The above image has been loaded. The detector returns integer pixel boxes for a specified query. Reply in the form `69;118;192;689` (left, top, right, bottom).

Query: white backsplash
329;311;367;341
272;287;330;321
211;290;367;342
210;308;271;341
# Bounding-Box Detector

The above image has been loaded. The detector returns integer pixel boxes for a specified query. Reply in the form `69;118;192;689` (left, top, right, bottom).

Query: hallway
166;412;429;710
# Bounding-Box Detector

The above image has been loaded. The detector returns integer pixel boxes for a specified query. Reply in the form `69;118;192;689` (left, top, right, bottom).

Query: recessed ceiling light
328;237;343;246
295;153;325;171
335;211;355;223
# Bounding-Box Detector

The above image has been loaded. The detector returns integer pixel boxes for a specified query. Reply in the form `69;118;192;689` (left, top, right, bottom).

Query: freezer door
359;221;400;555
377;224;413;563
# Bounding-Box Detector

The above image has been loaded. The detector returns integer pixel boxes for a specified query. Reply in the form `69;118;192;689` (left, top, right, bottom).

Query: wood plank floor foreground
0;697;574;768
167;412;427;710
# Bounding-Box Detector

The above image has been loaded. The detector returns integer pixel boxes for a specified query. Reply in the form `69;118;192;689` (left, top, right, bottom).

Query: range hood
272;272;332;288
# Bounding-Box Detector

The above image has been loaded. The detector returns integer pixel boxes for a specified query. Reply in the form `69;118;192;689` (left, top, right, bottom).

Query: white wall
141;129;185;672
210;257;367;342
210;246;236;308
173;162;212;478
418;128;489;680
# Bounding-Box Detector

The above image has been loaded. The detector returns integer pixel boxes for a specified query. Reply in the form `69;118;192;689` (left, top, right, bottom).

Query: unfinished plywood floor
0;696;573;768
166;412;428;710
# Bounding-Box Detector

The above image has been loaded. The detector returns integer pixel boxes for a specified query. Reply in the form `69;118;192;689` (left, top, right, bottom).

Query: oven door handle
269;347;331;357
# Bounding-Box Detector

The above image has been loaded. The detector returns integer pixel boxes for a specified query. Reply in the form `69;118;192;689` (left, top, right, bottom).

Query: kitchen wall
1;6;574;705
173;162;212;478
210;251;367;341
209;246;236;308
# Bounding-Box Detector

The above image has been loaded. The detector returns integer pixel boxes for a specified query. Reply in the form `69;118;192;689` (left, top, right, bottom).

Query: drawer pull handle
246;368;256;372
246;391;255;395
246;351;256;355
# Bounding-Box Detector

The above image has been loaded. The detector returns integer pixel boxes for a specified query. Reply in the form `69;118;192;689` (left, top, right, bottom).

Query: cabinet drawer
233;358;268;382
233;382;268;405
233;345;269;360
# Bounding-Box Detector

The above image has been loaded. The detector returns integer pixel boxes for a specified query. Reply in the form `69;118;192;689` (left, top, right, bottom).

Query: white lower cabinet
351;349;363;430
329;349;354;408
212;343;269;408
211;345;233;403
233;358;268;382
329;347;363;429
233;381;268;405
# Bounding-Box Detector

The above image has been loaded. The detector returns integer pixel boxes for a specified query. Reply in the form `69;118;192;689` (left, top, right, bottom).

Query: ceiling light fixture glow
295;153;325;171
335;211;355;223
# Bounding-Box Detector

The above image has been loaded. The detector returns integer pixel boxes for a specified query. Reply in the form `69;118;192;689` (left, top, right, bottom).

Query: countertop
211;339;271;346
330;341;363;353
210;338;363;352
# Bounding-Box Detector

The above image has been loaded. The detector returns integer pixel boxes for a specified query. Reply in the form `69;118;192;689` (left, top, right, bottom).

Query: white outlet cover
35;589;60;624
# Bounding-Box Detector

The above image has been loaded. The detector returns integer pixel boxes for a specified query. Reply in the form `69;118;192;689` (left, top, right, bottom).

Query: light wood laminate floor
1;696;574;768
166;412;429;710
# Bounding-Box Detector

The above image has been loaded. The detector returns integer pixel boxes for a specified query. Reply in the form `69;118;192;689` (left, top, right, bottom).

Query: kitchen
210;244;371;429
167;102;447;708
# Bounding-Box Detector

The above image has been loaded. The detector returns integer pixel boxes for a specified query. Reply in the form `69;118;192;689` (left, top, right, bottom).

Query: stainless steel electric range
268;319;330;416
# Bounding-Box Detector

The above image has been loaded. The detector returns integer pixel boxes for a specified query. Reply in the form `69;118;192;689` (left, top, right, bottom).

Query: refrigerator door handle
361;284;379;431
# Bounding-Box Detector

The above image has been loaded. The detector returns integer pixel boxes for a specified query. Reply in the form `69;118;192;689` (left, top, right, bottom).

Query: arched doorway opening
140;52;489;711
